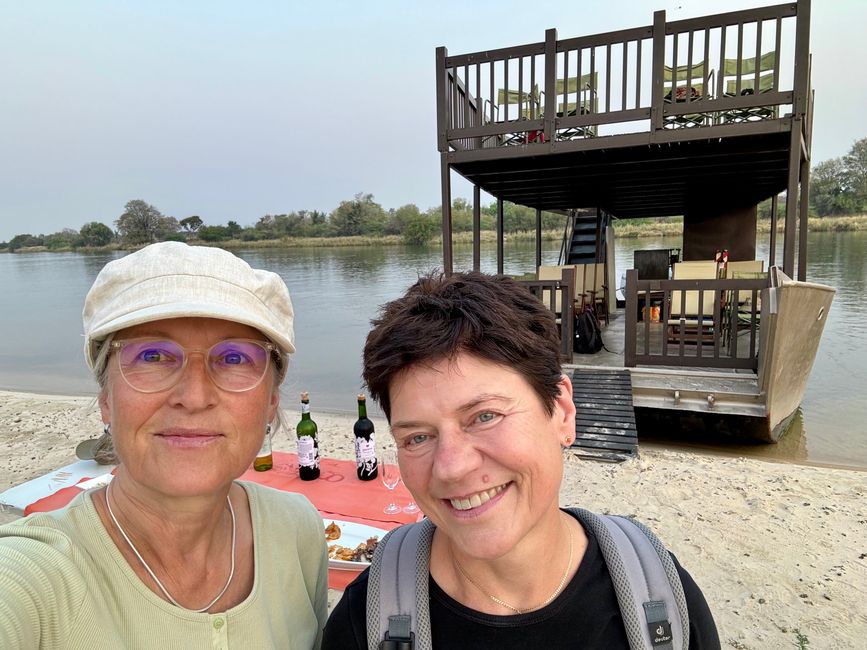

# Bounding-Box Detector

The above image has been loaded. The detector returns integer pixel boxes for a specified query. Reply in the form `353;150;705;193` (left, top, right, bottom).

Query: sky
1;0;864;242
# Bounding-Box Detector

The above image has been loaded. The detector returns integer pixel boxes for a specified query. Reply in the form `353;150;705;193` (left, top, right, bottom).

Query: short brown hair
363;271;563;420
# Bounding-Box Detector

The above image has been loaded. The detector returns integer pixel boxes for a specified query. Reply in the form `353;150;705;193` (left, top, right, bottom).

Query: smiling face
99;317;280;498
389;352;576;560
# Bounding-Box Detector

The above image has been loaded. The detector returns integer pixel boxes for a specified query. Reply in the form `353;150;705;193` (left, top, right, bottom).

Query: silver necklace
452;522;574;615
105;481;236;613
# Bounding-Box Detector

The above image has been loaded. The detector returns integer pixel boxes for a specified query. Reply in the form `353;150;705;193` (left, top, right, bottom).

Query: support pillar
535;208;542;271
798;154;810;281
473;185;481;272
783;121;802;277
496;198;504;275
769;194;778;267
440;154;453;275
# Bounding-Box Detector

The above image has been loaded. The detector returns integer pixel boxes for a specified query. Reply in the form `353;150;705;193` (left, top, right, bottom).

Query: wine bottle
354;394;378;480
297;392;320;481
253;425;273;472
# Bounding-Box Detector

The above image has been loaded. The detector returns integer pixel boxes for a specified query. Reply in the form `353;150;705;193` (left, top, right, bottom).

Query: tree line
809;137;867;216
3;137;865;252
0;193;567;252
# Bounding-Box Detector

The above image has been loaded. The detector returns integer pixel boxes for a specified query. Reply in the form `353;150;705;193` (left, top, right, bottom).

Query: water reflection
1;234;865;468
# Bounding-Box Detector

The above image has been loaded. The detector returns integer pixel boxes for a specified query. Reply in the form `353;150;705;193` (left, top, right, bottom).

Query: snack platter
323;519;386;570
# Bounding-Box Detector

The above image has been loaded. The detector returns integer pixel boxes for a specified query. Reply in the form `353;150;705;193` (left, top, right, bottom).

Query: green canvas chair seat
662;62;713;128
555;72;598;139
496;84;542;118
495;84;543;144
720;52;777;122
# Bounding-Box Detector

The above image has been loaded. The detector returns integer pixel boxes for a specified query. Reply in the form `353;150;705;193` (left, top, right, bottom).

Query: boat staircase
564;209;599;265
569;368;638;462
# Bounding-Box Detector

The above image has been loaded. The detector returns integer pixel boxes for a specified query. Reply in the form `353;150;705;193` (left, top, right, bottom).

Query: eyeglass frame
109;337;281;394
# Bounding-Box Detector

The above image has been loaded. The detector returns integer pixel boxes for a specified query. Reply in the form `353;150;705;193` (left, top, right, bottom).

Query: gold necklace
451;522;574;615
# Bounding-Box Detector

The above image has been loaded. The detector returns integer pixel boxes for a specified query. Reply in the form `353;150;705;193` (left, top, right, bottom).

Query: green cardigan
0;481;328;649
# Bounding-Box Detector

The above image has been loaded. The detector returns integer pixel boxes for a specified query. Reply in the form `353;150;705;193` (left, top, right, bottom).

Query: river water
1;232;864;469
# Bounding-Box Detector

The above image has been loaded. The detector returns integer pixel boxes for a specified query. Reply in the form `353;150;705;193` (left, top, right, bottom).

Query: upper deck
435;2;812;220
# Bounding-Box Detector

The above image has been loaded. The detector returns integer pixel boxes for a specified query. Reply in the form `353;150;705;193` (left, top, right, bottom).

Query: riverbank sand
1;389;864;648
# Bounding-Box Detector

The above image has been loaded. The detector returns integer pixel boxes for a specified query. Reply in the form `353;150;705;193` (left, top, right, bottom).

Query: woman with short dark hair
324;271;719;649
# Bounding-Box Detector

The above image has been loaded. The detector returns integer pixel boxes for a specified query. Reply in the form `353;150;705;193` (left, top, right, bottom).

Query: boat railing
518;268;576;363
623;269;769;370
436;1;810;152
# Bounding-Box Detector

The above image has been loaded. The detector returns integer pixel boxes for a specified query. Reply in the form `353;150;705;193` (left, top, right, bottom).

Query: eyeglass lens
116;339;270;392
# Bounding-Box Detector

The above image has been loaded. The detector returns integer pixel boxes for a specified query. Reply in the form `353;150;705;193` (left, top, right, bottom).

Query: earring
265;424;272;436
103;423;111;436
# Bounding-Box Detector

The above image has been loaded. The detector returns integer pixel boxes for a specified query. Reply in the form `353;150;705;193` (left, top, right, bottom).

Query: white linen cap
82;241;295;369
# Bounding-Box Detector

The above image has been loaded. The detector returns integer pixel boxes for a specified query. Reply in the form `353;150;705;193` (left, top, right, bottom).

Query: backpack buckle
379;631;414;650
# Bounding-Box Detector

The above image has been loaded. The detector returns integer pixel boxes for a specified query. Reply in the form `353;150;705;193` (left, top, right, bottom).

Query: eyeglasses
110;338;277;393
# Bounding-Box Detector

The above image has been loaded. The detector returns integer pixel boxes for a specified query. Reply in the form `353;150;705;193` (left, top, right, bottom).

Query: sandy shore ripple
1;389;864;648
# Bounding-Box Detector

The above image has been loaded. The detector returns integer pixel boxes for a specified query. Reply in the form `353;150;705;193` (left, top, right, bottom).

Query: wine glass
402;498;420;515
381;449;401;515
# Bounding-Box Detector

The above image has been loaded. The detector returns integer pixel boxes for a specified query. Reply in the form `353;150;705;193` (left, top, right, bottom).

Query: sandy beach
1;389;865;648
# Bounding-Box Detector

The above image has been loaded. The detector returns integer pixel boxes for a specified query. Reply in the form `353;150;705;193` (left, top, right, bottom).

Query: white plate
324;519;386;570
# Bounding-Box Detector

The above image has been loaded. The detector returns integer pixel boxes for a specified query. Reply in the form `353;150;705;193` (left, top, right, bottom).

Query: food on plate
324;521;341;541
328;536;379;563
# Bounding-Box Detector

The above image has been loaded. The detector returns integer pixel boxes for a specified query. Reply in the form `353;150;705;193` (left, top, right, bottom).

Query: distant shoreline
4;214;867;254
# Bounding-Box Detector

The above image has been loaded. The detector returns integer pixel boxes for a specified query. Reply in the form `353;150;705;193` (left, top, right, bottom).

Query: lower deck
564;310;765;420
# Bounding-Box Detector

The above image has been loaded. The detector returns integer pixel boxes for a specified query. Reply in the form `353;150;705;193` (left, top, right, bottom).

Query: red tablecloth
23;452;419;590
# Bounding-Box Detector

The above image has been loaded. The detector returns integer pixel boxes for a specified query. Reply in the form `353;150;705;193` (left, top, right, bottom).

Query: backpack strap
568;508;690;650
366;519;435;650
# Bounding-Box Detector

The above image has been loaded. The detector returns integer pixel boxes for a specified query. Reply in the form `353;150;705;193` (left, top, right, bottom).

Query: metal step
569;368;638;462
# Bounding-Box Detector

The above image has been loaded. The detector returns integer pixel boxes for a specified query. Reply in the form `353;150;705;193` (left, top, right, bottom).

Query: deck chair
537;264;587;315
575;262;609;325
725;261;766;337
554;72;598;139
726;260;765;306
496;84;544;144
662;62;713;128
719;52;777;123
668;260;718;343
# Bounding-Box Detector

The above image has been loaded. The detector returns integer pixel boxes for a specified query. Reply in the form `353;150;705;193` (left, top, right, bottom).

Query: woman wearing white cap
0;242;328;649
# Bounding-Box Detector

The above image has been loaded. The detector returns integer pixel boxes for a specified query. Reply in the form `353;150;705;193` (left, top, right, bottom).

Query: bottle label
301;403;311;414
355;435;377;472
297;436;319;468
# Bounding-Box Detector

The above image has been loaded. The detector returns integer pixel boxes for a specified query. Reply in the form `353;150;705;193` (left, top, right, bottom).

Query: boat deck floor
564;310;765;419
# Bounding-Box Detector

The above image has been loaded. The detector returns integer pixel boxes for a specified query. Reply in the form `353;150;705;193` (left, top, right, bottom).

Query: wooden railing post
544;28;557;144
792;0;811;118
625;269;638;367
435;47;449;152
561;267;575;364
650;10;666;132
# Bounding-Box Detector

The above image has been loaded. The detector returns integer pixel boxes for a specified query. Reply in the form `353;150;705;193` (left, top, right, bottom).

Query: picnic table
3;452;420;590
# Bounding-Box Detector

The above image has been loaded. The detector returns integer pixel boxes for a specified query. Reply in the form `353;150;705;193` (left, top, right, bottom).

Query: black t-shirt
323;517;720;649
